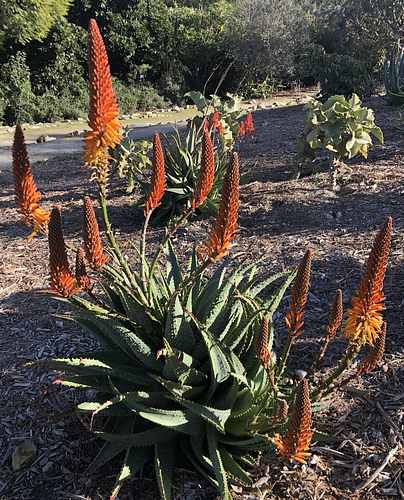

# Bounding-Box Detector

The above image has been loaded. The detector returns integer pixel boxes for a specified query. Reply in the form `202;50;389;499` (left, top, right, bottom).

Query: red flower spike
12;123;49;238
192;124;215;209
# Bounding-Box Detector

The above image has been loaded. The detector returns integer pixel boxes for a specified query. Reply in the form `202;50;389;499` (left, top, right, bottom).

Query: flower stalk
48;207;75;297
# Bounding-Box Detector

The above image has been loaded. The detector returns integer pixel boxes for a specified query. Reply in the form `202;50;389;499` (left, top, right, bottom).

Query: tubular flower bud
83;196;108;270
48;207;75;297
144;133;166;216
192;125;215;209
285;250;313;338
12;123;49;238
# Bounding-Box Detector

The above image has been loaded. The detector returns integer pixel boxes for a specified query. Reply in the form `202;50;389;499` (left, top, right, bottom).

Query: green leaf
207;427;231;500
165;239;183;293
164;296;195;354
96;427;175;447
110;447;150;499
155;441;176;500
371;125;384;144
88;418;134;472
171;396;231;433
185;309;232;387
220;448;252;486
27;357;151;386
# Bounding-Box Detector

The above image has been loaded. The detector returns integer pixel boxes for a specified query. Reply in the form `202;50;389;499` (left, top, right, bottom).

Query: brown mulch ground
0;96;403;499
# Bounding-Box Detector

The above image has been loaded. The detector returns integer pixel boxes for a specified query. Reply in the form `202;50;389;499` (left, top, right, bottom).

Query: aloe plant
37;246;296;499
23;19;392;500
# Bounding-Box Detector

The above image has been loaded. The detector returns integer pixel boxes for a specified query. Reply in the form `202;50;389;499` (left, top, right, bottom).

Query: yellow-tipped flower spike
344;218;392;346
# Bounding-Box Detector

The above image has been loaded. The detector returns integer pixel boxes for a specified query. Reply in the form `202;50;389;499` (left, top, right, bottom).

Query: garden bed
0;97;403;499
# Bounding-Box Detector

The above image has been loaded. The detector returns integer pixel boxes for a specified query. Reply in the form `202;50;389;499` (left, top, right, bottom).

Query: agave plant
384;40;404;105
25;18;394;500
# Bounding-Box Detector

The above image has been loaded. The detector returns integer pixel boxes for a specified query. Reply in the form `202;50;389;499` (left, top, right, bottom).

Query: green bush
318;54;377;100
114;80;167;114
298;94;383;187
0;52;38;124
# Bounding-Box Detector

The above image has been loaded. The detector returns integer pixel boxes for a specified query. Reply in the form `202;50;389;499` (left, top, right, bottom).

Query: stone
36;135;56;143
12;440;37;471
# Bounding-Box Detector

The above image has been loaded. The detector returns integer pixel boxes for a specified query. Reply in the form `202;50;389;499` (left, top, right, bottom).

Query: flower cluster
285;249;313;338
273;379;313;464
209;111;224;135
238;112;255;138
48;198;107;297
198;152;239;261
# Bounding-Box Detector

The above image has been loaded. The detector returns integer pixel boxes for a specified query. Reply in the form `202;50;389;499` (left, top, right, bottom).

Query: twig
354;445;400;493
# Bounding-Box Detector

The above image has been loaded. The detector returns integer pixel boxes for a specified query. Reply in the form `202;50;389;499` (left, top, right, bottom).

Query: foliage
305;0;404;98
298;94;383;186
113;80;167;114
20;17;393;499
225;0;311;87
384;41;404;104
0;0;72;46
0;52;38;124
241;76;283;100
37;217;300;498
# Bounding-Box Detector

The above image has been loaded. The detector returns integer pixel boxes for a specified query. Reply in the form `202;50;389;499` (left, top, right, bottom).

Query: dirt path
0;123;185;171
0;97;403;499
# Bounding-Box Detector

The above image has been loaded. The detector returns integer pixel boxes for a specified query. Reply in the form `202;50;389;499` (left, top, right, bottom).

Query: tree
0;0;73;46
225;0;311;86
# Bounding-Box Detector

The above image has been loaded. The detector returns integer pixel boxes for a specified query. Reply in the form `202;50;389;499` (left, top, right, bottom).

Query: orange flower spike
344;217;392;346
192;124;215;209
257;316;270;370
285;249;313;338
199;152;239;261
144;133;166;216
83;196;108;270
326;289;343;340
210;111;224;135
12;124;49;237
273;379;313;464
238;121;246;138
244;112;255;135
357;322;386;375
84;19;121;167
48;207;76;297
75;247;92;291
